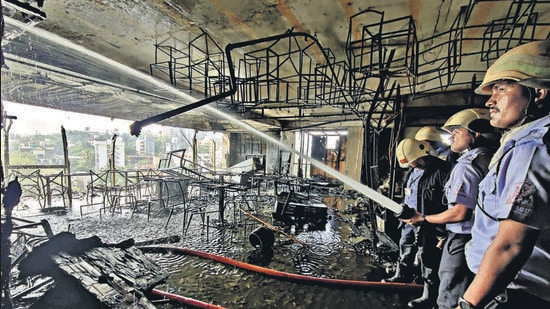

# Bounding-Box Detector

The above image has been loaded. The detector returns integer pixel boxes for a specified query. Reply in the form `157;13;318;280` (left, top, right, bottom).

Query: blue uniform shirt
444;147;491;234
404;168;424;211
466;115;550;301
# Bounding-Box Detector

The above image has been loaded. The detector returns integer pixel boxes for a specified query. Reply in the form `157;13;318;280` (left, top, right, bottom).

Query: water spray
127;30;404;215
4;22;405;216
132;30;405;215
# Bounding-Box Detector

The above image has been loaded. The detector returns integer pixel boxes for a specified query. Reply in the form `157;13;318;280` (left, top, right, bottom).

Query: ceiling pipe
130;29;347;137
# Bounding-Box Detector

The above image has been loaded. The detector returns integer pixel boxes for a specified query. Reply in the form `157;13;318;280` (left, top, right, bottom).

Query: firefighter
393;138;452;308
459;40;550;308
384;126;455;284
415;125;458;164
382;139;425;284
405;108;499;309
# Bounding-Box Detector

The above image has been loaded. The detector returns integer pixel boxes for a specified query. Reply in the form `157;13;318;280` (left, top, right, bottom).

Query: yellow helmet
415;126;442;142
475;40;550;95
443;108;492;133
395;138;431;168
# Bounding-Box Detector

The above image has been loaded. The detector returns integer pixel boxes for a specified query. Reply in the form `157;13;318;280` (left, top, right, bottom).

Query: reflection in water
142;207;414;308
10;193;414;309
247;247;274;266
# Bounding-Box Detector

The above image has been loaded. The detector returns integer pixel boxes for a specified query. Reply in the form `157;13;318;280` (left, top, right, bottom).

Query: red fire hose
151;288;228;309
140;245;421;290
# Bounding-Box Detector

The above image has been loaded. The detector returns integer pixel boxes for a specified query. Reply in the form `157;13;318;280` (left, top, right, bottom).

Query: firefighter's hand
402;210;424;226
396;204;415;219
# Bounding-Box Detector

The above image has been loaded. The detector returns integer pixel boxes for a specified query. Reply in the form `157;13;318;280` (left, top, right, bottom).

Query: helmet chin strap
518;86;538;126
467;132;478;150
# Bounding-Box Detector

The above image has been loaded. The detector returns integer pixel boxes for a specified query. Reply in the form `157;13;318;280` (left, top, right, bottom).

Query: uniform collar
500;114;550;145
490;115;550;169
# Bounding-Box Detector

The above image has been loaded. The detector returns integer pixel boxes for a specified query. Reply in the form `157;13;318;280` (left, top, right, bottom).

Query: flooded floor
6;189;419;309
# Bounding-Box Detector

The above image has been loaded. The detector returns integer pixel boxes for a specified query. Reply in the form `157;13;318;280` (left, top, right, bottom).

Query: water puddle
8;194;415;308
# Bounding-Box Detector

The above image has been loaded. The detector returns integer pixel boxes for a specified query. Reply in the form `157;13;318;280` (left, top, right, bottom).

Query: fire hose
139;245;421;290
151;288;228;309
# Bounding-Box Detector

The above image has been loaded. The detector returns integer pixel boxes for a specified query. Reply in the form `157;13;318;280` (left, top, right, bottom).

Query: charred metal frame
233;34;321;109
149;30;228;97
140;0;549;205
146;0;547;130
480;0;541;64
135;30;348;136
2;0;46;29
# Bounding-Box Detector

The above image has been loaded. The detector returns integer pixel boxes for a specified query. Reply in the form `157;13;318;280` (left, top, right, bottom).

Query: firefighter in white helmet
390;138;452;308
459;40;550;309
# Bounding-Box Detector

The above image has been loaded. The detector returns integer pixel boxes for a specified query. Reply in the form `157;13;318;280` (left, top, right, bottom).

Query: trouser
437;232;473;309
419;227;442;273
398;224;419;274
413;228;442;306
407;263;439;308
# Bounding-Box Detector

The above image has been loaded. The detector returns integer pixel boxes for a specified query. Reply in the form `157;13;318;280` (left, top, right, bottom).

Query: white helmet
396;138;431;168
443;108;492;133
475;40;550;95
415;126;442;142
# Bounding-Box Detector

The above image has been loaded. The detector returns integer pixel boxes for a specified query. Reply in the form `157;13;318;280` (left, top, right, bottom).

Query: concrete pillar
280;131;295;175
228;133;243;167
344;126;364;190
264;130;280;174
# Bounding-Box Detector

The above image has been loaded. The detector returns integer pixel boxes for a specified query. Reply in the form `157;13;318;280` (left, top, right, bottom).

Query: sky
2;101;163;136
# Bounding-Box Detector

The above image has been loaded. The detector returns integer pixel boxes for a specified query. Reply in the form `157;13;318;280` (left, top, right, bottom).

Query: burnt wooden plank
53;246;167;308
17;232;168;308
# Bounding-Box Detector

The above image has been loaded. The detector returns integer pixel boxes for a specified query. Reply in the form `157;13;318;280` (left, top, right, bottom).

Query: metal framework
149;30;228;97
143;1;550;224
147;0;548;133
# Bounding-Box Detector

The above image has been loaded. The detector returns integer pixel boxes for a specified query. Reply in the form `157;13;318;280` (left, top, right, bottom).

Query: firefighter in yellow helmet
404;108;500;309
396;138;431;168
442;108;500;153
383;138;430;284
459;40;550;308
415;126;457;163
415;126;443;144
386;138;452;308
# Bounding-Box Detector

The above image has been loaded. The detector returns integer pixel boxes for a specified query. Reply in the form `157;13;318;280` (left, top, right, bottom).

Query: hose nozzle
395;204;415;219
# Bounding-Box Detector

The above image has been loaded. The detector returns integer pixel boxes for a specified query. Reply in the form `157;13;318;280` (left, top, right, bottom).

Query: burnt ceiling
1;0;549;135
